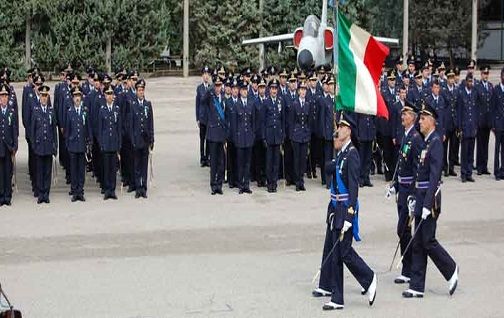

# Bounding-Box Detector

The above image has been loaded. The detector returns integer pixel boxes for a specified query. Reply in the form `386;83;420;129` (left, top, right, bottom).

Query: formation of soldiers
195;57;504;197
0;66;154;206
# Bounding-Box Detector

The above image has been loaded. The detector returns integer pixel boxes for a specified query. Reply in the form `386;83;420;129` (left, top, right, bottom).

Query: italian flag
336;12;389;119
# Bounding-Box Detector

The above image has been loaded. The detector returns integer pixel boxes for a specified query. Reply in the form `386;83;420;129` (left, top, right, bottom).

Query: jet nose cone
298;49;314;70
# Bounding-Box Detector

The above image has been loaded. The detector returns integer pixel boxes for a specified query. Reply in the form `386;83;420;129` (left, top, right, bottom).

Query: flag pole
332;0;339;127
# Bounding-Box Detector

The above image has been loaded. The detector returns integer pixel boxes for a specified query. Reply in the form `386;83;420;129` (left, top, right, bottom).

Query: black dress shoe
45;198;50;204
71;196;78;202
272;188;277;193
37;198;43;204
449;170;457;176
483;170;491;175
69;191;74;196
104;194;110;200
295;186;301;192
244;188;252;194
135;192;141;198
101;189;105;194
359;183;364;188
402;289;424;298
239;189;244;194
461;177;467;183
216;189;223;195
141;192;147;198
467;176;475;182
477;171;482;175
267;188;274;193
365;182;374;187
211;190;217;195
110;193;118;200
306;173;312;179
4;201;11;206
300;185;306;191
79;195;86;202
127;186;136;193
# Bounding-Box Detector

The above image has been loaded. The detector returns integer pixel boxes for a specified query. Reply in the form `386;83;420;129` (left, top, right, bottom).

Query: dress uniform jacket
129;98;154;149
441;85;458;133
205;91;227;143
318;95;335;141
233;98;255;148
31;105;57;156
64;105;91;153
476;80;493;129
196;83;209;125
262;96;285;145
0;106;18;157
425;94;446;136
289;98;311;143
457;88;478;138
98;103;122;152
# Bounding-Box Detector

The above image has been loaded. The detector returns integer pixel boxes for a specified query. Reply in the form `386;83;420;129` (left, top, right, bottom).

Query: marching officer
402;102;459;298
315;114;377;310
289;81;311;191
262;78;285;192
387;102;424;284
196;66;211;167
457;73;478;183
205;75;226;195
233;81;255;194
319;75;336;187
65;86;90;202
492;67;504;180
98;86;122;200
441;69;459;177
0;84;18;206
129;79;154;198
475;65;493;175
31;84;57;204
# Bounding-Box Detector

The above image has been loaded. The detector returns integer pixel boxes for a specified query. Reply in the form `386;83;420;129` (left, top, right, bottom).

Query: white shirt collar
341;139;352;153
405;125;414;137
500;83;504;91
424;129;434;142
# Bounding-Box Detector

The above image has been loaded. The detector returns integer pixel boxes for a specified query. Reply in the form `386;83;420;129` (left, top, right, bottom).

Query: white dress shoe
312;287;331;297
402;288;424;298
448;265;459;295
394;275;411;284
322;301;344;310
367;273;377;306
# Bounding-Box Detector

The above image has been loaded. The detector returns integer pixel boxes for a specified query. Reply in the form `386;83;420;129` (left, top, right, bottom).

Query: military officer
457;74;478;182
225;78;239;188
129;79;154;198
475;65;493;175
319;75;336;187
307;71;321;179
282;73;298;186
316;114;377;310
0;84;18;206
289;81;311;191
65;86;90;202
491;67;504;180
252;77;267;187
205;75;226;195
98;86;122;200
196;66;211;167
407;71;426;109
122;71;140;192
388;102;424;284
233;81;255;194
402;102;459;298
357;111;376;187
380;69;398;181
262;79;285;192
425;80;446;139
441;69;459;176
30;84;57;204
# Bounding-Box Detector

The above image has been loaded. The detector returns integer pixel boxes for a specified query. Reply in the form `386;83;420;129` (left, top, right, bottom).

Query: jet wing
243;33;399;46
242;33;294;45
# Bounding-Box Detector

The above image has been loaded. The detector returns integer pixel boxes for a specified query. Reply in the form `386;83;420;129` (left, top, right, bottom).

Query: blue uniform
57;85;72;182
441;85;460;173
225;97;238;188
307;88;322;178
491;83;504;179
252;96;266;187
357;113;376;186
282;90;298;185
30;104;57;202
457;87;478;180
393;126;424;279
65;104;91;198
204;90;226;193
410;130;457;293
262;95;285;190
233;97;255;192
425;94;446;137
196;83;210;165
319;142;374;305
475;80;493;174
22;84;37;190
380;87;399;181
0;105;18;205
318;94;335;186
98;102;122;197
407;85;426;109
289;98;311;189
129;98;154;196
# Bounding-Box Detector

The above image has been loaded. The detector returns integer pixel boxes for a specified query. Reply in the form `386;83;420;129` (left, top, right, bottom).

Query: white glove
407;195;416;217
385;186;396;200
342;221;352;233
421;207;431;220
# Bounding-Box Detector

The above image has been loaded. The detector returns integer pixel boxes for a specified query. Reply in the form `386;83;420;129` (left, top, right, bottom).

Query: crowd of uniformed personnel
0;66;154;206
195;57;504;196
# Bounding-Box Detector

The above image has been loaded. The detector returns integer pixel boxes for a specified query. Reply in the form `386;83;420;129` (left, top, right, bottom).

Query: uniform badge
278;100;282;112
114;111;118;123
8;113;12;126
420;149;427;164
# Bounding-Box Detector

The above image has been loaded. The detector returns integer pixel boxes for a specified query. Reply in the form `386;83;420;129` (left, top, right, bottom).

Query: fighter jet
242;0;399;70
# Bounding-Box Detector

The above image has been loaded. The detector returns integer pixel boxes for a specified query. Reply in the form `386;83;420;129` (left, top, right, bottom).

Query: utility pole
183;0;189;77
471;0;478;62
402;0;409;68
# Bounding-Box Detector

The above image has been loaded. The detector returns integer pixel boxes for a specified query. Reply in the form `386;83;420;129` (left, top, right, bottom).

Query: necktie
43;107;46;113
2;109;5;115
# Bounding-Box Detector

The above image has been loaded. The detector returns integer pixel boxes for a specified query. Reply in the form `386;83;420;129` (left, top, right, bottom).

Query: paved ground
1;75;503;317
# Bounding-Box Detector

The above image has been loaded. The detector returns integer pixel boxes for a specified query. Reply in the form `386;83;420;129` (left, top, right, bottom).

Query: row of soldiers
0;66;154;206
196;65;339;194
195;57;504;196
380;56;504;182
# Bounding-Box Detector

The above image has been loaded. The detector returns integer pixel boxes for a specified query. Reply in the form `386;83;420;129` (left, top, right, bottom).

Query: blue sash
213;97;225;122
330;157;361;241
